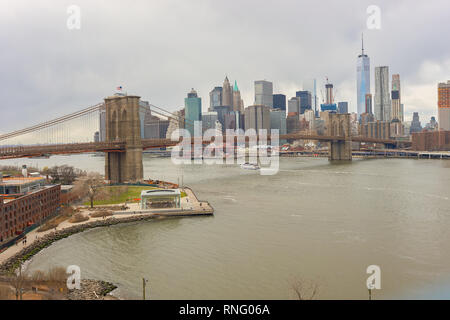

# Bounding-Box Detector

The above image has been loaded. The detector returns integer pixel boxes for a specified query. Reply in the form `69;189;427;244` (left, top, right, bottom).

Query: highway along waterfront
3;154;450;299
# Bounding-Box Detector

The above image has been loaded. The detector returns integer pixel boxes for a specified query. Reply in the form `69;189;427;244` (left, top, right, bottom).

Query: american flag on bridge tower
116;86;123;91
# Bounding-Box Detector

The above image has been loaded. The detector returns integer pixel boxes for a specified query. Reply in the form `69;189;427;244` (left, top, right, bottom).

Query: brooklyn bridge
0;94;409;183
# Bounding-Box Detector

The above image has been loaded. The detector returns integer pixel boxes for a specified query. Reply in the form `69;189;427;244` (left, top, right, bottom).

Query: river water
3;154;450;299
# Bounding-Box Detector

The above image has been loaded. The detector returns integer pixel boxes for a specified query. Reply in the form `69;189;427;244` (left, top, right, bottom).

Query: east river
2;155;450;299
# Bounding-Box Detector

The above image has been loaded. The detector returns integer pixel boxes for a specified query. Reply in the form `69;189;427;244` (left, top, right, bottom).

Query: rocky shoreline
67;279;118;300
0;214;163;300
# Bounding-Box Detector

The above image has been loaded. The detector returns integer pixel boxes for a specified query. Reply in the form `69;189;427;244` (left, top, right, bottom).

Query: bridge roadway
0;134;406;160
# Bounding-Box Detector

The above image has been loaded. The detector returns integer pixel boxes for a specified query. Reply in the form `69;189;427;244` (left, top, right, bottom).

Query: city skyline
1;0;450;133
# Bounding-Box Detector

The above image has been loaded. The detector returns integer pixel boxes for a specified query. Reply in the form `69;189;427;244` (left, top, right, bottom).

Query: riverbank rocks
0;214;161;299
67;279;118;300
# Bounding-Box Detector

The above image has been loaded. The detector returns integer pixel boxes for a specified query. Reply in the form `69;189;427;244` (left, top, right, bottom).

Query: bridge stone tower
323;112;352;161
104;95;143;183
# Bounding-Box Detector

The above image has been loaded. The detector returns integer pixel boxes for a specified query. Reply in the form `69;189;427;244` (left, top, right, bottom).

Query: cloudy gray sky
1;0;450;134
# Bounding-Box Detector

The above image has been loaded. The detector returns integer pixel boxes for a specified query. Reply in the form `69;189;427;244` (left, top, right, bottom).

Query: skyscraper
391;74;402;121
296;91;312;114
337;102;348;114
374;66;391;121
232;80;244;113
320;81;337;112
410;112;423;133
270;109;287;143
273;94;286;110
438;80;450;130
202;111;218;133
184;88;202;136
254;80;273;108
222;76;233;108
244;105;270;131
209;86;222;111
365;93;373;114
287;97;300;114
357;34;370;118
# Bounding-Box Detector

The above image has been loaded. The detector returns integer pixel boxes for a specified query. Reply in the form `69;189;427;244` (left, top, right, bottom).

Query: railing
0;141;126;159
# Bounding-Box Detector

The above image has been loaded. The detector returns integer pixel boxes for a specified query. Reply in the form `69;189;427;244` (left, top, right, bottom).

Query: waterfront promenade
0;187;213;267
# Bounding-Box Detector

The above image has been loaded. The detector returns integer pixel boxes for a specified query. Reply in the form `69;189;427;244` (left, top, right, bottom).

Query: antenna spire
361;33;364;55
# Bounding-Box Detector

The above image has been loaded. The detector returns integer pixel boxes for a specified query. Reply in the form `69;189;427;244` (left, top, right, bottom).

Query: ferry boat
240;163;260;170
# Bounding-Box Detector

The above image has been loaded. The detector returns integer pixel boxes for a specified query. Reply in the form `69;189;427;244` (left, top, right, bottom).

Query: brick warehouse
0;177;60;243
412;130;450;151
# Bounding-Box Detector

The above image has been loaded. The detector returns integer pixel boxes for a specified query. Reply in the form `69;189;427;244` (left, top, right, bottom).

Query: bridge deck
0;134;409;160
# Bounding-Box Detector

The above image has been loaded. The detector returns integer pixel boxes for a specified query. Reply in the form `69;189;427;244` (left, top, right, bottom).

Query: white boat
240;163;260;170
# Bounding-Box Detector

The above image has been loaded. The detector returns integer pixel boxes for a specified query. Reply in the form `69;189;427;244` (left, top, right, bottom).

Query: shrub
68;213;89;224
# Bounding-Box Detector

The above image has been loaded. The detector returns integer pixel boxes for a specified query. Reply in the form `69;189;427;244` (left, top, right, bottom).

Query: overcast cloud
1;0;450;133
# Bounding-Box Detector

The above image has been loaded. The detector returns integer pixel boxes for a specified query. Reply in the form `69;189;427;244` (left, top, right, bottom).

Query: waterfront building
338;102;349;114
0;177;60;244
288;97;300;114
412;130;450;151
222;76;233;108
209;86;222;111
410;112;423;133
296;91;312;114
357;34;371;118
391;74;402;121
184;89;202;136
244;105;270;131
438;80;450;130
254;80;273;108
140;189;181;209
273;94;286;110
374;66;391;121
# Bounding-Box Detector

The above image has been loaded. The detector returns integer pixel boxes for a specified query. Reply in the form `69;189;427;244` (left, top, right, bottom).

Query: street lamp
142;277;149;300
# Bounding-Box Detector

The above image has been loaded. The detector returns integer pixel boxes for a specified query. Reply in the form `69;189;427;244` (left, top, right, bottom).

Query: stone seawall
0;215;162;275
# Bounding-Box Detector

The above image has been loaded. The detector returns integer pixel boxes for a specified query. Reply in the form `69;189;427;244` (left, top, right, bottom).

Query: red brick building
0;177;60;243
412;130;450;151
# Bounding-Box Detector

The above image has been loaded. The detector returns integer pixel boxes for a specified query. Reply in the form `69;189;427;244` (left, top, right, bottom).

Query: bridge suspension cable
0;103;102;142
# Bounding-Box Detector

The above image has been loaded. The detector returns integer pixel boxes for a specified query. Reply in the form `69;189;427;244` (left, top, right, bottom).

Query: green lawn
84;186;187;206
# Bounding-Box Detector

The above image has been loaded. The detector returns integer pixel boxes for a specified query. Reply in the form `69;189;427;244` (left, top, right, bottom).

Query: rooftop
141;189;181;197
0;177;46;186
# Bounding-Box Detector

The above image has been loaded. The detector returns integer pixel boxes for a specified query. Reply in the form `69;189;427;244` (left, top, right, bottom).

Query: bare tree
84;172;104;208
291;278;319;300
9;265;28;300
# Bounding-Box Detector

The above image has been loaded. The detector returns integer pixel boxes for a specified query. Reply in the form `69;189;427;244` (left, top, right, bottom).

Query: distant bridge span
0;134;405;160
0;94;410;182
